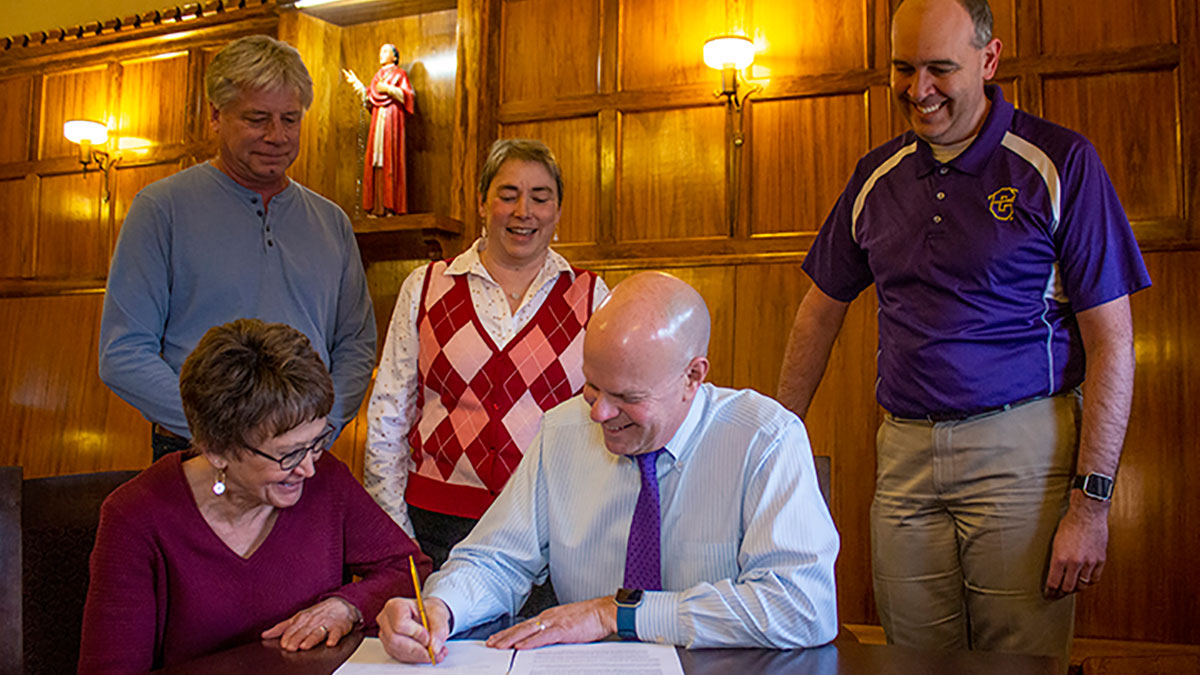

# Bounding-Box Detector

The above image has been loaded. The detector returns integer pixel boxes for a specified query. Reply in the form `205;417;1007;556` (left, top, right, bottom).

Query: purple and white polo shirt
803;85;1150;418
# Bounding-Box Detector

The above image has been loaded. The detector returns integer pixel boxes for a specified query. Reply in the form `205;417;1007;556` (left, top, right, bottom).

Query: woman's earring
553;230;559;242
212;467;227;496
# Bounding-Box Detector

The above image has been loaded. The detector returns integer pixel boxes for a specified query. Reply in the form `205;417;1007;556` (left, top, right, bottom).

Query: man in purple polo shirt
777;0;1149;663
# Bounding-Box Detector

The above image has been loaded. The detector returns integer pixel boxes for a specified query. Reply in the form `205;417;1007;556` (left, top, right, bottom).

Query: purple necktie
623;449;665;591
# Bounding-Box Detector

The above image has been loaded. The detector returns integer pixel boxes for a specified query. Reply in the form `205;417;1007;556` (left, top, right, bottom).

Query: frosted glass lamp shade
703;36;755;70
63;119;108;145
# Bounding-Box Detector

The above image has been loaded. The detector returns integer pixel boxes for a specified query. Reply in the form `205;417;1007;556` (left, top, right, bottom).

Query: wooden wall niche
478;0;1200;645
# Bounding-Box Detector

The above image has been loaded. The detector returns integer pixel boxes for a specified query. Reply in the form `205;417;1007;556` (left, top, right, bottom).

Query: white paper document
510;642;684;675
333;639;513;674
333;638;683;675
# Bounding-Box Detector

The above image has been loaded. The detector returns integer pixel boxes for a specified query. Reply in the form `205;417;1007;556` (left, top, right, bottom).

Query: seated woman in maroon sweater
79;319;431;673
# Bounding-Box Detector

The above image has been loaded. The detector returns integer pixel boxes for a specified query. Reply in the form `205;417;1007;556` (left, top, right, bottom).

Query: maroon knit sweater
78;452;429;673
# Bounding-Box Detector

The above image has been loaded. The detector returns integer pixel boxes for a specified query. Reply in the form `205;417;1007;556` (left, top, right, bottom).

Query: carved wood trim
0;2;279;72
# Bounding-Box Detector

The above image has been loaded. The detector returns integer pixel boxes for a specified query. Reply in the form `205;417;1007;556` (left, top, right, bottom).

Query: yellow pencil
409;555;437;665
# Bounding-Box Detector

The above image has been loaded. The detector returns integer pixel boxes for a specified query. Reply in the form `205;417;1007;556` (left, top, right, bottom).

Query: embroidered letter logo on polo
988;187;1019;221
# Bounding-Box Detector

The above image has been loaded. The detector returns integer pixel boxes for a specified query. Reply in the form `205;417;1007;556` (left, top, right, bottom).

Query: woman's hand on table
261;596;360;651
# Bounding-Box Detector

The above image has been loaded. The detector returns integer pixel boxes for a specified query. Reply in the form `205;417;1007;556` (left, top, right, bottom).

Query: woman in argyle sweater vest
365;140;609;584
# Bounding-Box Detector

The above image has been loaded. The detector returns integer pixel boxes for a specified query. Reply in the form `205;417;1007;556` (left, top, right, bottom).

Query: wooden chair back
0;466;138;675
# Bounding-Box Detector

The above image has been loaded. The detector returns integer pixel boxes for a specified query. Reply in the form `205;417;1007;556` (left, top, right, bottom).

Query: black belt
921;395;1047;423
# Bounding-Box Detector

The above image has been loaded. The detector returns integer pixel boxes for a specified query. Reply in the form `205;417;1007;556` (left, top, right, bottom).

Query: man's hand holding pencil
377;556;453;665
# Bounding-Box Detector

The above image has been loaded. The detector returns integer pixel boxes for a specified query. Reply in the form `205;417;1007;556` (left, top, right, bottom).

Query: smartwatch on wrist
1072;472;1115;501
615;588;643;641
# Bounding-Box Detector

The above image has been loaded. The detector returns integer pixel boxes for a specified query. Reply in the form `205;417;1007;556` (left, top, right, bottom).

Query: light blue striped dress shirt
425;383;840;649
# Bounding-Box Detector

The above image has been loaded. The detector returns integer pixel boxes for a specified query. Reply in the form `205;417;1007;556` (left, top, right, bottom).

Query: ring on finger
536;621;546;632
1079;578;1092;584
318;625;329;636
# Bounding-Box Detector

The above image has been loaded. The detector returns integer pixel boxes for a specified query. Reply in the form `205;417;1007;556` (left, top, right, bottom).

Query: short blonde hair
206;35;314;110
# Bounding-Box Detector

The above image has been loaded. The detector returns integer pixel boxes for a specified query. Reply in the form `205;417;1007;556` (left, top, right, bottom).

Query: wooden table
156;631;1060;674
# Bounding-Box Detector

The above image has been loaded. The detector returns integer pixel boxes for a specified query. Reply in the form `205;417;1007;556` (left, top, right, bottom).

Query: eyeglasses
245;425;335;471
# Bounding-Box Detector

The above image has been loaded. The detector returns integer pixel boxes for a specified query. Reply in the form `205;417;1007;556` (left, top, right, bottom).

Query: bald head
589;271;710;368
582;272;711;456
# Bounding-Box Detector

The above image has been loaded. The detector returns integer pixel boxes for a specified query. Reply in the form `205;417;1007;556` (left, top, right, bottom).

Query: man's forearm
1074;296;1135;480
776;284;850;419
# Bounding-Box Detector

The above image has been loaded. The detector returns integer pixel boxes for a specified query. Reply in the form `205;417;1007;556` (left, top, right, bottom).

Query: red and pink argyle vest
405;259;597;518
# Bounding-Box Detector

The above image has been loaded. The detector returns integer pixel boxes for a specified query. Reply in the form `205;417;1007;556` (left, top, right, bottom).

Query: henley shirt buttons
257;210;264;217
933;215;943;223
936;191;946;200
938;167;949;175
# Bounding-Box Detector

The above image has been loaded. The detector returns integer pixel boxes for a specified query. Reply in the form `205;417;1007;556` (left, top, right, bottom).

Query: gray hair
478;138;564;206
206;35;314;110
895;0;994;49
956;0;994;48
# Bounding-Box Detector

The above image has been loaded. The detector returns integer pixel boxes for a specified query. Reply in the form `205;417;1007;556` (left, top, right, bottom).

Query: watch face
1085;473;1114;498
1075;472;1114;500
616;588;644;606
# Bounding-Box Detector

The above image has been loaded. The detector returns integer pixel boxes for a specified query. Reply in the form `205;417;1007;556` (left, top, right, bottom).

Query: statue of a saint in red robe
343;44;415;216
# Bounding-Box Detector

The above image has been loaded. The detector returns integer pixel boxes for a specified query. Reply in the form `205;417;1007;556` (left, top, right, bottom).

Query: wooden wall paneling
986;0;1018;58
116;52;190;160
749;92;869;236
599;0;620;94
601;264;736;387
748;0;869;82
619;0;727;92
867;84;895;151
37;65;108;161
731;260;880;623
804;282;882;625
1039;0;1175;55
1182;0;1200;241
410;9;460;217
500;116;601;244
451;0;502;226
617;106;727;241
279;11;342;202
0;75;33;164
1012;0;1039;63
365;258;430;360
729;261;807;396
110;162;182;255
196;47;223;152
597;109;619;245
0;293;147;478
35;172;105;280
1073;251;1200;643
0;176;36;279
500;0;600;104
1041;69;1181;227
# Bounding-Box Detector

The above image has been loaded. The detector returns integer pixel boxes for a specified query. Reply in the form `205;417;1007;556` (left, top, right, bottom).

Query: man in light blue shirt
378;271;839;662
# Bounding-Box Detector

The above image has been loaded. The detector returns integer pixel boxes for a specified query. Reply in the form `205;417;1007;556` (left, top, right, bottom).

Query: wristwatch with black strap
615;588;643;641
1072;472;1115;502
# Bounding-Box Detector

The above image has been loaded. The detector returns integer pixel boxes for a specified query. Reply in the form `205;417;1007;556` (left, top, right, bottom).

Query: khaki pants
871;393;1081;665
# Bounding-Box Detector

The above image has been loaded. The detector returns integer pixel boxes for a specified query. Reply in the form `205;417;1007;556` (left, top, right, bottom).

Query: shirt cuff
637;590;683;645
426;588;468;638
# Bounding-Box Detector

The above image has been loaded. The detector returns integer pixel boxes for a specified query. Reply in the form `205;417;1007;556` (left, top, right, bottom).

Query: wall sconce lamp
703;35;760;110
64;120;114;170
64;119;119;201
